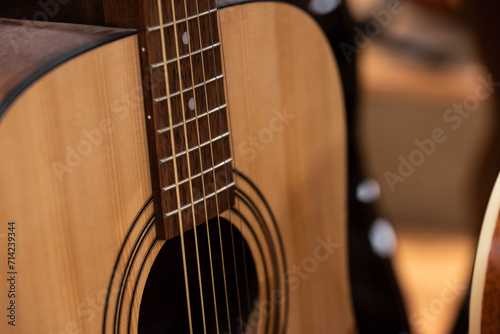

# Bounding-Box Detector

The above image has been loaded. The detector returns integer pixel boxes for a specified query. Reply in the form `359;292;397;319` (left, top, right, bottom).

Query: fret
143;0;214;29
157;104;226;134
149;43;222;99
164;185;234;236
158;132;231;191
147;8;217;33
161;148;232;213
162;158;232;191
146;11;219;66
164;183;235;218
162;154;231;207
155;106;228;159
150;42;221;68
154;78;226;131
159;131;230;164
154;74;224;103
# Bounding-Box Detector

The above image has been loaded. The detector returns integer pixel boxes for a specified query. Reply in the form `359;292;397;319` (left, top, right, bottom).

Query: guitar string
180;0;220;332
212;5;253;317
167;0;210;331
206;0;246;329
214;7;255;319
194;0;234;332
155;0;194;332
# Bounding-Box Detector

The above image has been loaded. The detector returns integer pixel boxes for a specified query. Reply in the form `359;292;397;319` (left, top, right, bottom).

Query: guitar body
471;172;500;334
0;3;354;333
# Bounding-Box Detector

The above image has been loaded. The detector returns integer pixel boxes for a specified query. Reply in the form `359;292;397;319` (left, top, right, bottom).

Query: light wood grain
0;3;355;333
0;34;153;333
219;3;355;333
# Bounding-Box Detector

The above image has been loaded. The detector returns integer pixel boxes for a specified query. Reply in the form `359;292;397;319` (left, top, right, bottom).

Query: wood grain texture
0;3;355;333
220;3;356;333
0;34;152;333
471;173;500;334
0;18;134;117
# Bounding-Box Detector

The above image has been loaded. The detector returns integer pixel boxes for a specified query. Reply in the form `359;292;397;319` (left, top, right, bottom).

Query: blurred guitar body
471;173;500;334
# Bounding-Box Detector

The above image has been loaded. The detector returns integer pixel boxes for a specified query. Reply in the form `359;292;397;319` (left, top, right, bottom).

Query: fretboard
138;0;234;240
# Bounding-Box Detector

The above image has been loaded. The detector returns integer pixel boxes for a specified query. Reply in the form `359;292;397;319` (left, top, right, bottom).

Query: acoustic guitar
0;1;355;333
470;172;500;334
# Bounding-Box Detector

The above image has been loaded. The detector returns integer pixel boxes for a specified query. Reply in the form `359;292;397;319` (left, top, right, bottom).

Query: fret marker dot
189;98;195;111
182;32;189;45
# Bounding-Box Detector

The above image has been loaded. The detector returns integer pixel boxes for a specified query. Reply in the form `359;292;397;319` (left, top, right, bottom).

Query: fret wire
162;158;232;191
164;182;235;218
147;8;217;33
154;74;224;103
159;131;230;164
157;104;226;134
151;43;221;69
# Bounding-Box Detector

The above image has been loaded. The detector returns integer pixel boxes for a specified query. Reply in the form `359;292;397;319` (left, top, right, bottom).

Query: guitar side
471;172;500;334
0;3;355;333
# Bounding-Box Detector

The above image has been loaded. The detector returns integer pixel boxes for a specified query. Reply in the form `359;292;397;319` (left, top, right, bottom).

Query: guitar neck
138;0;234;240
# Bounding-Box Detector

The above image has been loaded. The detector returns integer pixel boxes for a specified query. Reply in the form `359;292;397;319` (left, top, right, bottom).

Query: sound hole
138;217;259;333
